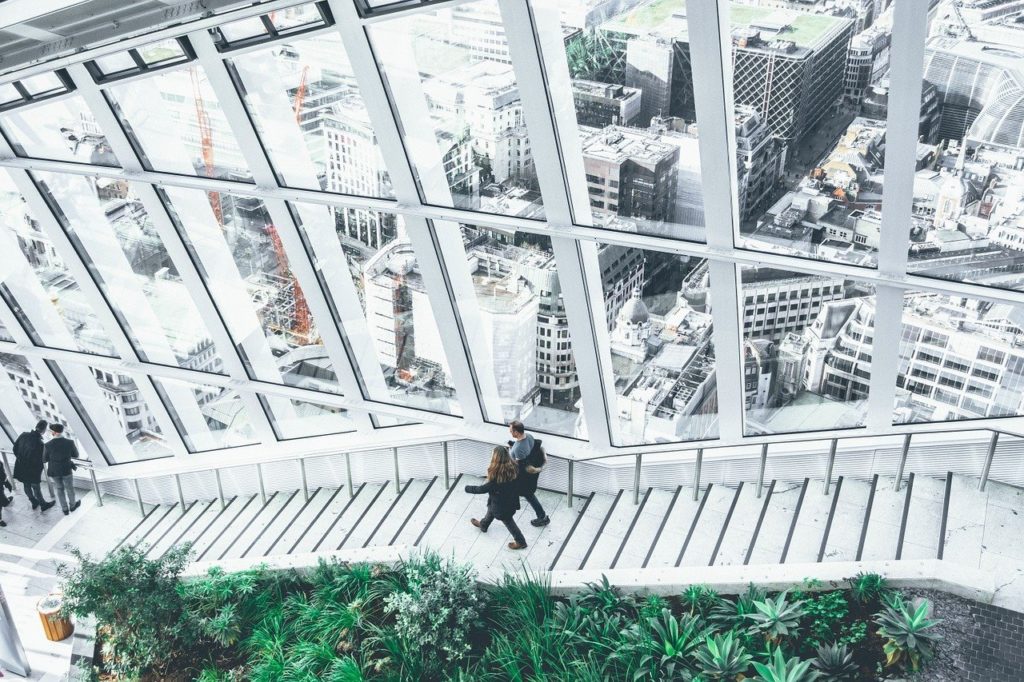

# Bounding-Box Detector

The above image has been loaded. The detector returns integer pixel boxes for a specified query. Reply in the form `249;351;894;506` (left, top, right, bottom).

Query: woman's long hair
486;446;518;484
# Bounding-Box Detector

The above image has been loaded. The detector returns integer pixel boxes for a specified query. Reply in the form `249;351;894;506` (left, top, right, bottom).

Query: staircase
114;471;1024;609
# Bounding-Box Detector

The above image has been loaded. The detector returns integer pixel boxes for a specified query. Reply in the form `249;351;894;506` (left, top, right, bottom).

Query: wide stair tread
549;492;617;571
361;479;434;548
477;489;566;577
200;492;279;561
607;488;677;570
264;488;338;556
680;484;740;567
747;479;804;565
820;478;872;563
899;474;946;560
785;479;835;564
715;481;773;567
643;486;712;568
860;476;906;561
190;495;259;561
944;474;986;569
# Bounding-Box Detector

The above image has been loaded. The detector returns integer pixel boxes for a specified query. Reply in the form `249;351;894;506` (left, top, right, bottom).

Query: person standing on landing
507;420;550;527
13;420;55;512
465;446;528;550
43;423;80;516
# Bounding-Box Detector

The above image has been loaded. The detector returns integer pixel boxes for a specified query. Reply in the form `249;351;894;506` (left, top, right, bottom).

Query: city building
571;79;642;127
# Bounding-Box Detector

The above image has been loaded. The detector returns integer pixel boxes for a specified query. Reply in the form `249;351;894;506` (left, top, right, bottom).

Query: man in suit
43;423;80;515
13;419;54;511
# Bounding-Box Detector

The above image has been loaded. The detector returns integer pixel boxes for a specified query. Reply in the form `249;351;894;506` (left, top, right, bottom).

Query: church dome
618;293;650;325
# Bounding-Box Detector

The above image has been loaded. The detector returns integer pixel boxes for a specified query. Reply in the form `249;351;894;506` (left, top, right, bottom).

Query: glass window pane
0;95;119;165
93;52;138;76
264;396;355;439
741;266;874;435
908;13;1024;289
896;293;1024;423
0;173;119;357
153;377;259;451
369;0;546;218
0;352;75;439
52;362;173;461
137;39;187;66
161;187;340;393
20;72;65;97
0;321;13;343
291;201;461;414
106;65;253;182
0;83;21;106
603;251;718;445
455;223;583;437
230;32;394;198
726;5;867;264
219;17;268;43
270;4;325;32
537;0;709;241
33;171;227;373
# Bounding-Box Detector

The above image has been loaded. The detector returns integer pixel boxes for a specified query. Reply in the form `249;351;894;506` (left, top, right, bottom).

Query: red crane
266;223;313;344
190;67;223;225
293;65;310;124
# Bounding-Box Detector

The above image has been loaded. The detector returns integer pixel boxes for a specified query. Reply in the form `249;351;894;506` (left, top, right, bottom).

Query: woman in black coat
465;446;528;550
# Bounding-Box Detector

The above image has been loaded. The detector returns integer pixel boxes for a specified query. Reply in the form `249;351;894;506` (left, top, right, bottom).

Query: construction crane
190;67;223;224
951;0;976;41
293;65;310;124
266;223;313;344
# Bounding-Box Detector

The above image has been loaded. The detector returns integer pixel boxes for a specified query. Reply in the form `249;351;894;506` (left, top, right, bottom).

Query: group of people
464;421;551;550
0;420;82;528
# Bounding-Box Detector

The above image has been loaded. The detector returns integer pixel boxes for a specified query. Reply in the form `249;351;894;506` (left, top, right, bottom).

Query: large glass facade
0;0;1021;463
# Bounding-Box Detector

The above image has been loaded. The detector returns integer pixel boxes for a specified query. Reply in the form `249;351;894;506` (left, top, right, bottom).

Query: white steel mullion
500;0;614;450
0;298;107;462
867;285;903;431
687;0;745;441
330;0;487;426
63;63;268;449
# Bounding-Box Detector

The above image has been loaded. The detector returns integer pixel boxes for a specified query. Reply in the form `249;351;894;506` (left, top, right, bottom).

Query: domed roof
969;82;1024;149
618;292;650;325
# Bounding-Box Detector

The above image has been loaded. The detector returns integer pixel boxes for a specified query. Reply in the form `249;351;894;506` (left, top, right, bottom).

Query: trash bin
37;593;73;642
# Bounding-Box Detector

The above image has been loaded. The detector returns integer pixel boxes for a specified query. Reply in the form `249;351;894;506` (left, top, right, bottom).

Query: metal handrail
0;426;1015;515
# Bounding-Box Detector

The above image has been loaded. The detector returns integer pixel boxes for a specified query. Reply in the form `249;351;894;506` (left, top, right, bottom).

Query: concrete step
116;502;171;550
680;483;740;567
392;475;462;546
784;476;835;564
860;476;907;561
899;474;946;560
944;473;986;569
518;491;590;571
149;499;221;560
218;490;297;560
241;488;310;558
715;481;774;567
474;489;566;576
577;488;646;570
549;491;618;571
821;477;872;563
747;479;805;565
340;481;405;549
290;483;369;554
363;479;436;548
202;491;280;561
413;475;483;550
190;495;259;560
265;487;337;556
321;482;389;551
643;485;714;568
607;487;678;570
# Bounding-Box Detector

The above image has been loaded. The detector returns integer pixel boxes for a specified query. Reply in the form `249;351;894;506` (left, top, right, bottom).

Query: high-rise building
572;79;642;127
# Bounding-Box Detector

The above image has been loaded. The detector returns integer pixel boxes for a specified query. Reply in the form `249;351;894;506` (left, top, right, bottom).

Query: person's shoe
530;516;550;527
508;542;527;550
470;518;487;532
41;501;55;511
0;520;6;527
31;501;39;510
62;509;69;516
70;501;81;512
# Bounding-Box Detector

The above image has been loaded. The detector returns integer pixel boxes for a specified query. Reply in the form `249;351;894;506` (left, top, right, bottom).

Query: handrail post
756;443;768;498
823;439;838;495
174;473;185;510
633;454;642;504
345;452;354;497
894;433;911;491
566;460;574;508
215;468;226;509
299;458;309;502
443;441;451;490
392;447;400;493
89;468;103;507
132;479;145;516
979;431;999;492
256;463;267;505
693;448;703;501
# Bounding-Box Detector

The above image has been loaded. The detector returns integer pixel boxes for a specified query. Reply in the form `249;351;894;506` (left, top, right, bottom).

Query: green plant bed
62;548;946;681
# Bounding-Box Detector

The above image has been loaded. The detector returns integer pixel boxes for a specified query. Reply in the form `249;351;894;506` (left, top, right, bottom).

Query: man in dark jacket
43;423;80;515
508;421;550;527
13;420;54;511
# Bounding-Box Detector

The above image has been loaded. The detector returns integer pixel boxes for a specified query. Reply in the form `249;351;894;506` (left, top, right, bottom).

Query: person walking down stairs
508;420;550;527
12;419;55;512
44;423;81;516
465;445;528;550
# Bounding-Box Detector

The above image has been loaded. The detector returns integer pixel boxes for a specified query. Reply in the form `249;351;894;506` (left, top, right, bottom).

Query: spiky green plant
751;647;821;682
874;597;942;672
848;572;890;606
811;643;858;681
746;591;806;643
681;583;722;618
695;631;753;680
638;609;706;680
709;584;765;631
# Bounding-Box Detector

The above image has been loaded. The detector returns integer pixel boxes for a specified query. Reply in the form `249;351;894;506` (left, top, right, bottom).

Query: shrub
681;583;721;618
811;643;858;681
752;647;821;682
848;572;890;606
709;584;764;631
638;609;706;680
58;545;190;679
802;590;859;650
874;596;942;672
383;553;484;674
747;591;806;643
695;631;753;680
